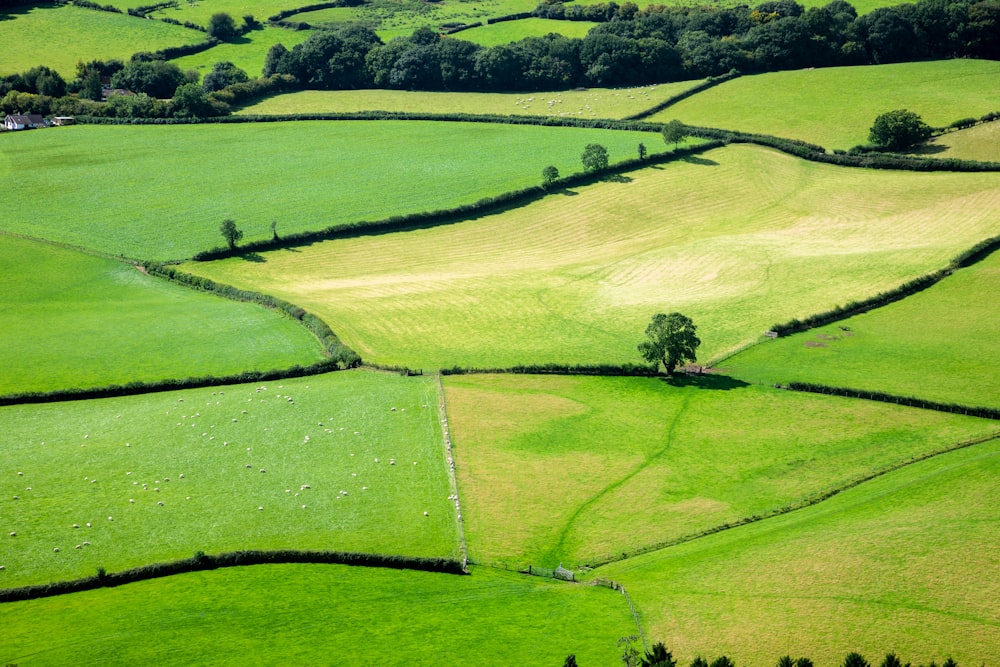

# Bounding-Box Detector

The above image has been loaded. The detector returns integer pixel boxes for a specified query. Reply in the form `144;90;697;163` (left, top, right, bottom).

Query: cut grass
0;120;657;260
723;248;1000;408
654;60;1000;150
443;374;999;567
184;144;1000;369
0;564;634;665
0;3;204;77
453;17;598;46
0;235;325;395
592;437;1000;667
147;0;300;28
566;0;906;14
170;26;313;80
237;80;704;118
924;121;1000;162
0;371;456;587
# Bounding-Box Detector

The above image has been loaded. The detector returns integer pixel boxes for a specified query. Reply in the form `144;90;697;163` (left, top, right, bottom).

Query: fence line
436;371;468;570
593;579;647;652
704;335;769;369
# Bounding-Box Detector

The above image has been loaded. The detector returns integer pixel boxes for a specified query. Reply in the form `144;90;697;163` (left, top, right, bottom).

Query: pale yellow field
927;121;1000;162
236;80;704;119
183;144;1000;370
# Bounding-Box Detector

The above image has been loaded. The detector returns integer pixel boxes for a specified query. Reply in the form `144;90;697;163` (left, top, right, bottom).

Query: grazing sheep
157;502;164;506
72;524;79;529
54;547;60;552
257;506;264;511
9;532;15;537
108;516;113;521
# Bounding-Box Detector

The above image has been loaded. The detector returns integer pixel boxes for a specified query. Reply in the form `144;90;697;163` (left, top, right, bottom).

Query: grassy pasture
0;120;654;260
593;438;1000;667
925;121;1000;162
237;79;704;117
0;235;325;395
185;144;1000;369
655;60;1000;150
565;0;905;12
0;4;204;78
0;564;633;665
443;374;999;566
147;0;298;28
724;249;1000;408
0;371;457;587
170;26;313;79
453;18;598;46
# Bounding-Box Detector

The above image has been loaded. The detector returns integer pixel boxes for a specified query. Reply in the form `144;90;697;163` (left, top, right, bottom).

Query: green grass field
0;235;325;395
655;60;1000;150
723;249;1000;408
925;121;1000;162
147;0;298;28
237;80;704;117
170;26;313;80
0;371;456;587
443;374;999;566
453;18;598;46
0;4;204;77
184;144;1000;369
0;564;634;665
0;121;656;260
565;0;906;13
593;437;1000;667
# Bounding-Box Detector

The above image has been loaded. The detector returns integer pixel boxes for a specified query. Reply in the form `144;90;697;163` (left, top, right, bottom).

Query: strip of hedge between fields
0;550;466;604
780;383;1000;419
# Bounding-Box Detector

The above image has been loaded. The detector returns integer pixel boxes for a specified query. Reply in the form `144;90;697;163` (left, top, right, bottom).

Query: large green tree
638;312;701;375
207;12;239;41
662;119;688;150
581;143;609;172
868;109;932;150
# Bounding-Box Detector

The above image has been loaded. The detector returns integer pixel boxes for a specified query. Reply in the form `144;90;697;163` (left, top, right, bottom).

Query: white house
3;114;47;130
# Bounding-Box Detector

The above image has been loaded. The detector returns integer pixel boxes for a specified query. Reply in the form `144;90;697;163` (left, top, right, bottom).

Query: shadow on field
662;373;750;391
558;188;579;196
907;143;948;155
603;174;633;183
239;252;266;263
681;155;719;166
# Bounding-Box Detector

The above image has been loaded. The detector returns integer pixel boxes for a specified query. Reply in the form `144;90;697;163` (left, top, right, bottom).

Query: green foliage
202;61;248;92
642;642;678;667
843;653;871;667
581;143;609;172
661;119;688;149
219;218;243;249
880;654;903;667
710;657;736;667
542;165;559;188
868;109;932;150
172;82;217;117
207;12;238;41
619;635;642;667
112;58;186;98
564;654;579;667
637;142;647;160
637;312;700;375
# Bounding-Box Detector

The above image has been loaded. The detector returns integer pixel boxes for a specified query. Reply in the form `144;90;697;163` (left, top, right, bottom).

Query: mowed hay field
654;60;1000;150
443;374;999;566
593;438;1000;667
725;249;1000;408
171;26;313;80
454;18;598;46
0;4;204;77
0;235;325;395
0;121;656;260
0;371;456;587
926;121;1000;162
237;80;703;117
0;564;634;665
185;145;1000;369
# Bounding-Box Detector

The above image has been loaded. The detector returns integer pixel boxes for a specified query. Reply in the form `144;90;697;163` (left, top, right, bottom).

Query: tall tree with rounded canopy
638;312;701;375
219;219;243;250
868;109;931;150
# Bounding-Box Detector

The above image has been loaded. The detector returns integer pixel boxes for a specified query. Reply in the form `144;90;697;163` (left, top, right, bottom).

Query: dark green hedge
770;235;1000;337
0;549;466;603
624;70;741;121
440;363;658;376
782;383;1000;420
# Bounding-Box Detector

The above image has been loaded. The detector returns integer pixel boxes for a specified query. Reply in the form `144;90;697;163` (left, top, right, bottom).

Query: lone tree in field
868;109;932;150
662;119;688;150
542;165;560;188
641;643;677;667
220;219;243;250
638;142;647;160
638;312;701;375
581;143;609;172
207;12;239;41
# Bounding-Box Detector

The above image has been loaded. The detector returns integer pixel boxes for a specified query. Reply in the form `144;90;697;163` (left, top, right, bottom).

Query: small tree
270;220;279;241
638;142;647;160
641;643;677;667
879;654;902;667
564;655;579;667
662;119;688;150
794;659;814;667
619;636;641;667
709;657;735;667
542;165;560;188
638;312;701;375
220;218;243;250
868;109;932;150
690;658;709;667
582;143;609;172
207;12;239;41
842;653;870;667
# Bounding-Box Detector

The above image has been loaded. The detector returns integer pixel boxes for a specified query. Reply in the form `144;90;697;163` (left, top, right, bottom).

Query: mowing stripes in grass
0;564;634;665
442;374;999;566
592;438;1000;667
0;371;456;588
185;144;1000;369
0;121;656;260
0;235;326;395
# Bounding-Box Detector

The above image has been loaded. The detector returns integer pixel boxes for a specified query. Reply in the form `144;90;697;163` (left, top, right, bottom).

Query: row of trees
262;0;999;93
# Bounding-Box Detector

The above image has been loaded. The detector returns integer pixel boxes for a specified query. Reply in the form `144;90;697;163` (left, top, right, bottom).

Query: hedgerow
781;383;1000;419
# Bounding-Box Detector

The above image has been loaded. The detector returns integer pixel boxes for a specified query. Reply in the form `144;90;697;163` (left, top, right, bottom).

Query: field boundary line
436;371;468;570
779;383;999;419
0;549;466;604
583;429;1000;569
0;228;140;264
624;70;742;121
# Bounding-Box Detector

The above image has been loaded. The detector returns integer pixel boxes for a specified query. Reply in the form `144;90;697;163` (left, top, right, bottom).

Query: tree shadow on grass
680;155;719;166
239;252;266;262
602;174;633;183
558;188;579;196
660;373;750;391
905;143;948;156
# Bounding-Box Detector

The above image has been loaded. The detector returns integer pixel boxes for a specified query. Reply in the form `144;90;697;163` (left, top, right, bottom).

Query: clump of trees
868;109;933;150
602;642;963;667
